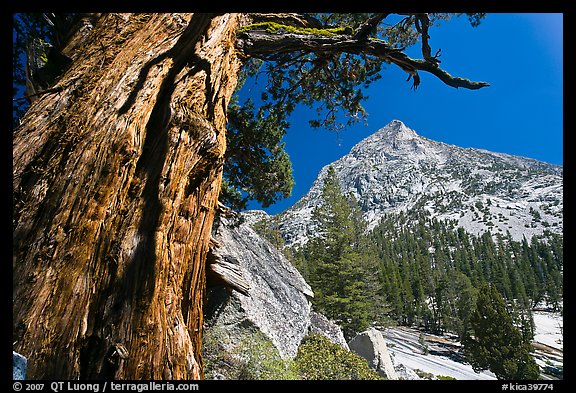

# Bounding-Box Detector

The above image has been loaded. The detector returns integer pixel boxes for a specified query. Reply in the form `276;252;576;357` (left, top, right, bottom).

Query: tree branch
353;13;389;41
415;13;440;66
237;30;489;90
248;13;323;29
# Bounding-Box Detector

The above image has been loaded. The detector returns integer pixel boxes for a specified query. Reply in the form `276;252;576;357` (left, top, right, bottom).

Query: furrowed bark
13;13;244;380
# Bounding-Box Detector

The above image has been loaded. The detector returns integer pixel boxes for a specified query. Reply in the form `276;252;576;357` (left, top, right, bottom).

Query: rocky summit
276;120;563;247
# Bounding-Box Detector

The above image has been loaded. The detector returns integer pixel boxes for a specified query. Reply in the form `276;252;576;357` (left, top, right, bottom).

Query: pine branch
353;13;389;41
415;13;441;66
237;29;489;90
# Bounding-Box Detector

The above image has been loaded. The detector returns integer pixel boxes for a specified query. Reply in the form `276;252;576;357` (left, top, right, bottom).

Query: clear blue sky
243;13;563;215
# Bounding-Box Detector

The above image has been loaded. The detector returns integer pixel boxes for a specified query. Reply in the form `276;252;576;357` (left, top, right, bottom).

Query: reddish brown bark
13;13;245;380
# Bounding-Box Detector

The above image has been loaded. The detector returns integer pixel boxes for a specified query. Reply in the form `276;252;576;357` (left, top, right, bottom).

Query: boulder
394;363;421;380
308;311;349;350
13;351;27;380
204;214;314;360
348;328;398;380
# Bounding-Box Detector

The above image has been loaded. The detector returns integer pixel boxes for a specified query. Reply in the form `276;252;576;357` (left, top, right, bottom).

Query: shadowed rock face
205;215;313;360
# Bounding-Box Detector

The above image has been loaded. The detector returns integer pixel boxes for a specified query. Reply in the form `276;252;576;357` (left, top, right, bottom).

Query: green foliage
249;215;286;250
302;166;390;339
222;97;295;210
13;13;55;124
414;369;436;380
460;13;487;27
311;166;364;251
254;46;380;132
437;375;457;380
463;283;540;380
202;327;299;380
381;13;451;49
235;333;299;380
203;328;384;380
295;334;383;380
372;209;562;336
13;13;81;126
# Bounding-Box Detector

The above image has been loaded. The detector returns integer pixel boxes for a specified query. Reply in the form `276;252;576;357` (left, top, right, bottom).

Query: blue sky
243;13;563;215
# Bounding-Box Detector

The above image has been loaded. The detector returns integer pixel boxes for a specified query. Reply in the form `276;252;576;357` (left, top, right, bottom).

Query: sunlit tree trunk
13;13;244;379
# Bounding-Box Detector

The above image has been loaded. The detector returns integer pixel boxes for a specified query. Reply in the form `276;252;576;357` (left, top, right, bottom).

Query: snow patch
277;120;562;247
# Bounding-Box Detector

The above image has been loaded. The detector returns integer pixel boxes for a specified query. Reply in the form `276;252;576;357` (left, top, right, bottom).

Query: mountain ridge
222;119;563;380
266;120;562;247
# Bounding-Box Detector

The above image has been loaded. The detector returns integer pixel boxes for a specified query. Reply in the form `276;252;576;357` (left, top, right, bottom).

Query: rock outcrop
204;215;314;360
348;328;398;380
308;311;349;350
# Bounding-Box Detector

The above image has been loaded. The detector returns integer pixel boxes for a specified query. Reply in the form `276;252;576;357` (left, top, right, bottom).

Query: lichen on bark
238;21;352;36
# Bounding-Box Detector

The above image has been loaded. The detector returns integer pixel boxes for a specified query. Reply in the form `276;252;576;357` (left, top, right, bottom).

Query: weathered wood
13;13;246;380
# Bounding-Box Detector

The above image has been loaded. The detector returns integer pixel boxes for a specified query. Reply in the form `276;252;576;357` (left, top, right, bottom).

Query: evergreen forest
256;166;563;342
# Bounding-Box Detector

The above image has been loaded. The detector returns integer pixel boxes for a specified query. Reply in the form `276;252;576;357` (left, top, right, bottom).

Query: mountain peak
277;121;563;247
380;120;418;139
349;119;421;159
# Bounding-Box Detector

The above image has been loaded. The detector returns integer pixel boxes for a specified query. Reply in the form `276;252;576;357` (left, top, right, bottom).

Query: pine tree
463;283;540;380
382;261;403;322
305;166;387;339
509;299;536;344
452;272;477;340
518;237;540;306
400;262;416;326
493;235;513;299
411;254;428;326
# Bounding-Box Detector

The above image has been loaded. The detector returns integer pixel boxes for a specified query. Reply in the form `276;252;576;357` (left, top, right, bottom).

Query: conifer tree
463;283;540;380
306;166;386;339
451;272;477;340
371;207;561;339
382;261;403;322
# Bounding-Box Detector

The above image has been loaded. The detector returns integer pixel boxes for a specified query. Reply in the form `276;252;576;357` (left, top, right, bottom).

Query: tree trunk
13;13;245;380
